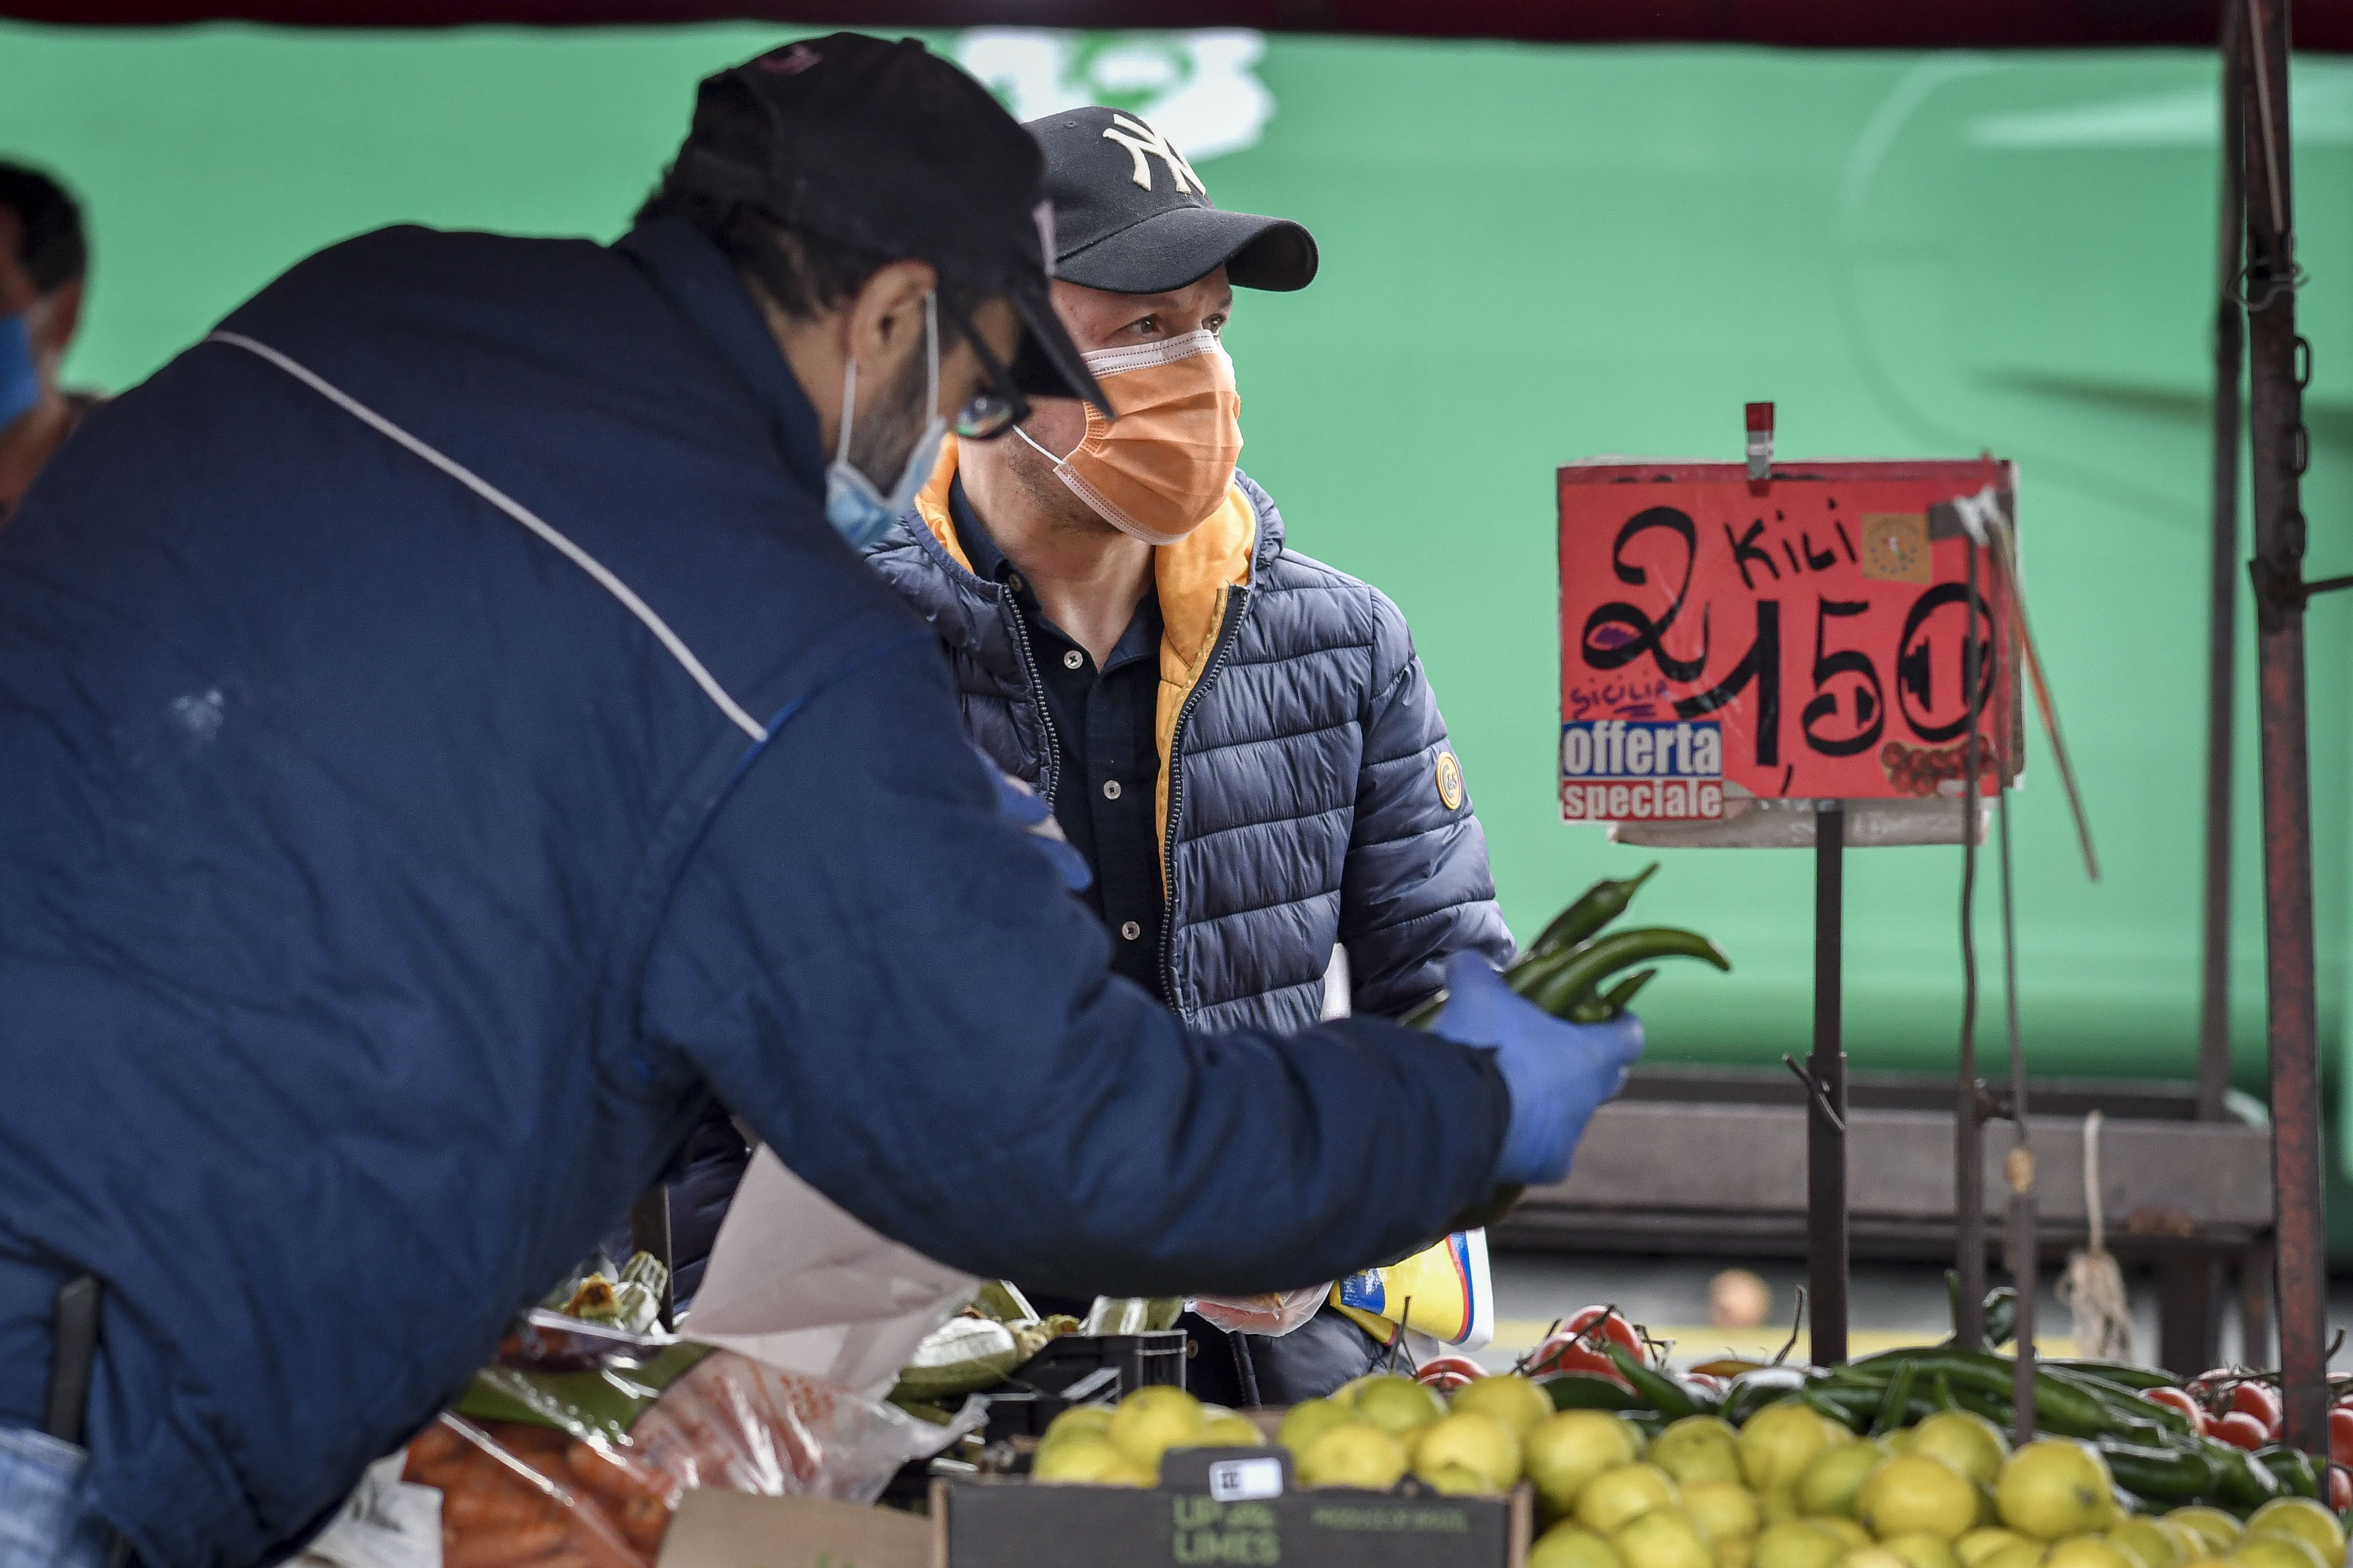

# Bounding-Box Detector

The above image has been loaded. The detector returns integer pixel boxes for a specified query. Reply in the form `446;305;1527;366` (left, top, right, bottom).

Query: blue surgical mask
824;292;948;550
0;315;39;429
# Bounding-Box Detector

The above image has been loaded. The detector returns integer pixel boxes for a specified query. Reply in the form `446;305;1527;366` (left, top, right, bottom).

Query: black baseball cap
672;34;1108;415
1029;107;1318;295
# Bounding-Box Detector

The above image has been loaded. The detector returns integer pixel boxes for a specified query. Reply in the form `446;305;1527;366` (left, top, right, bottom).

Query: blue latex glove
987;762;1092;894
1431;950;1644;1186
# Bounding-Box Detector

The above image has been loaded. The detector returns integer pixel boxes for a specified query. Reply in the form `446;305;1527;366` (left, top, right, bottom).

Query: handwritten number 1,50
1578;506;1991;768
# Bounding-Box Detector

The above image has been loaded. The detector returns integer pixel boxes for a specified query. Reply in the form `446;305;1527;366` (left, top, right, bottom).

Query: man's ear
34;280;84;365
842;259;937;382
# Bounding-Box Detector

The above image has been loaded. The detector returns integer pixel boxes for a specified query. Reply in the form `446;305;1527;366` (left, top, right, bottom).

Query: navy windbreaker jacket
869;452;1514;1030
0;220;1512;1565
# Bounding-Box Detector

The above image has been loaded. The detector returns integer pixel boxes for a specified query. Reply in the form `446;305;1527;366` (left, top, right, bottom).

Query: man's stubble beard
999;420;1122;542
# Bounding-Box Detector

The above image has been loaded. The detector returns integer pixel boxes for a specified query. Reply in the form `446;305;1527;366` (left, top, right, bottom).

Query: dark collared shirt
950;475;1167;997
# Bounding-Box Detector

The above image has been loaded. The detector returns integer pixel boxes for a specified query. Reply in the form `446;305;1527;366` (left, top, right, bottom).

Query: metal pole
2239;0;2327;1457
2199;0;2248;1124
1809;803;1850;1366
2000;744;2037;1442
1955;549;1988;1349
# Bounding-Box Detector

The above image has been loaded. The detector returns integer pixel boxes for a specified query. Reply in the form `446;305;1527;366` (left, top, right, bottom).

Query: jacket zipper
1159;587;1251;1012
1004;597;1063;805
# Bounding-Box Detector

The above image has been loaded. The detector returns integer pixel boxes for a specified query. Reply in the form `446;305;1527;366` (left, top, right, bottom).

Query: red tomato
2328;1408;2353;1467
2141;1386;2209;1433
1524;1334;1628;1385
1564;1306;1646;1361
2214;1410;2272;1451
1685;1374;1727;1397
2329;1466;2352;1513
1416;1355;1486;1392
2231;1381;2286;1439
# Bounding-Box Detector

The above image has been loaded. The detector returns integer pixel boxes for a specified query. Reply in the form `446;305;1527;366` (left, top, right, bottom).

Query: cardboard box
934;1447;1532;1567
656;1490;933;1568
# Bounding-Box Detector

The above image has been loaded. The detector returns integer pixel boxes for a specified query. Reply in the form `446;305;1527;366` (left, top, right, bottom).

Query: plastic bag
1187;1286;1329;1339
401;1315;978;1566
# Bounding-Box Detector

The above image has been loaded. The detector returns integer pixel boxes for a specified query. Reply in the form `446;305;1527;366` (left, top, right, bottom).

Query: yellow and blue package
1327;1229;1494;1350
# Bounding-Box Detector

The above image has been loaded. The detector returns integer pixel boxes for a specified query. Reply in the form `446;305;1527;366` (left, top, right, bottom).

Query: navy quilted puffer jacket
868;448;1513;1030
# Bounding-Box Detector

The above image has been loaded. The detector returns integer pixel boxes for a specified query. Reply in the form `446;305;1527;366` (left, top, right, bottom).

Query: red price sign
1558;458;2020;823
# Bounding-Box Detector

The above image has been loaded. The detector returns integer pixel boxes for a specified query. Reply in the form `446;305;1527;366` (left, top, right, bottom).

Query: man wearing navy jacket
0;36;1640;1566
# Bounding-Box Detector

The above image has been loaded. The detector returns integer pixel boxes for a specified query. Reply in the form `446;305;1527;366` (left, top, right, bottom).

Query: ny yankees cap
673;34;1108;413
1029;107;1319;295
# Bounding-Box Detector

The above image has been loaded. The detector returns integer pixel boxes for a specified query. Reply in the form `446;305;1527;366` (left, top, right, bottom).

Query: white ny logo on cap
1101;112;1205;196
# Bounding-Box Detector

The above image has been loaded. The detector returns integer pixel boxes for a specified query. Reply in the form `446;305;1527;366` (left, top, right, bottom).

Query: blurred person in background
0;161;96;527
866;107;1516;1403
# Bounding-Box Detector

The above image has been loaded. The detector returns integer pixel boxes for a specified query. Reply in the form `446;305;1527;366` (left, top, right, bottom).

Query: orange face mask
1016;329;1242;545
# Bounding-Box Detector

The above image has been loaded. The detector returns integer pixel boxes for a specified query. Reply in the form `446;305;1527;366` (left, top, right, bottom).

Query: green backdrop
4;24;2348;1122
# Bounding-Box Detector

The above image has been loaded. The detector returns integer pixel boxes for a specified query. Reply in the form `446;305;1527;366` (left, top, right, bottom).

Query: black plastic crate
982;1331;1188;1443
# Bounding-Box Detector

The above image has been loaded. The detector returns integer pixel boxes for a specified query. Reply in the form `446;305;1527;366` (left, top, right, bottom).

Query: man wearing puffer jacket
865;108;1514;1403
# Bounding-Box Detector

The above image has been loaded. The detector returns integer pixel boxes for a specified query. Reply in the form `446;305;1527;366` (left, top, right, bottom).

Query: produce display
1019;1313;2351;1568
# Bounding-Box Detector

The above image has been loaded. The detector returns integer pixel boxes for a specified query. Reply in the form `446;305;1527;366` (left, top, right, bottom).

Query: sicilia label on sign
1559;719;1725;821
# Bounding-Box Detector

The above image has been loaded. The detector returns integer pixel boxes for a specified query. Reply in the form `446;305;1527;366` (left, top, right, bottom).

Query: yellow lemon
1755;1521;1852;1568
2166;1513;2241;1555
1798;1441;1893;1518
1616;1509;1719;1568
1686;1479;1766;1545
1537;1525;1632;1568
1760;1491;1804;1525
2245;1500;2347;1567
2041;1539;2139;1568
1721;1539;1759;1568
1958;1530;2037;1567
1425;1461;1500;1495
1581;1464;1683;1535
1858;1454;1981;1542
2230;1535;2328;1568
1996;1442;2113;1541
1296;1421;1410;1490
2110;1519;2186;1568
1277;1398;1355;1455
1744;1403;1840;1492
1201;1411;1264;1447
1847;1550;1917;1568
1039;1403;1115;1449
1107;1385;1205;1471
1032;1429;1155;1485
1883;1534;1965;1568
1353;1374;1448;1437
1530;1411;1647;1515
1817;1520;1875;1553
1654;1417;1748;1488
1908;1413;2011;1489
1981;1544;2051;1568
1450;1373;1556;1438
1414;1411;1524;1492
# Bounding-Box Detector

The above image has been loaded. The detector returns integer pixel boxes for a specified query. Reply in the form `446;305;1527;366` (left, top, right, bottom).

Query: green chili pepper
1572;968;1659;1024
1522;865;1658;961
2210;1441;2284;1509
1528;928;1732;1018
1606;1344;1702;1420
1872;1363;1920;1438
2254;1445;2320;1501
2095;1441;2216;1502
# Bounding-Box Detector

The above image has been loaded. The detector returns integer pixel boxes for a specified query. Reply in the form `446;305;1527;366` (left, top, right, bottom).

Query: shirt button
1063;649;1084;669
1007;572;1025;593
1121;920;1142;940
1102;780;1122;800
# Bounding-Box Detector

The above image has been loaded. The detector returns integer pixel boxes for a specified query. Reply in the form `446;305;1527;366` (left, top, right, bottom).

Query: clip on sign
1558;443;2020;838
